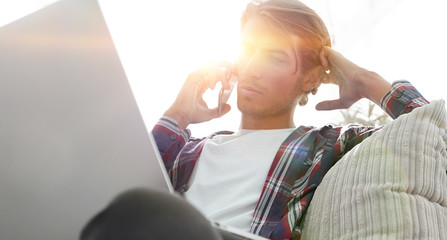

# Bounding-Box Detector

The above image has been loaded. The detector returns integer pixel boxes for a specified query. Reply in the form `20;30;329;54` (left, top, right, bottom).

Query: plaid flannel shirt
151;80;429;240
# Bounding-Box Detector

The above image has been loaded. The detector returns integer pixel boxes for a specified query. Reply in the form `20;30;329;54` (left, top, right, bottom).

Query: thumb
315;99;348;111
208;104;232;119
218;104;232;117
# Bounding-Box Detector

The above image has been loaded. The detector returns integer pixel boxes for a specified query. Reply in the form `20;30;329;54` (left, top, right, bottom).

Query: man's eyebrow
240;41;289;56
263;48;289;56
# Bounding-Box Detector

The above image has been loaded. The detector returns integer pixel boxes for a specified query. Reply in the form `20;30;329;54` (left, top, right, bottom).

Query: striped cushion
302;100;447;239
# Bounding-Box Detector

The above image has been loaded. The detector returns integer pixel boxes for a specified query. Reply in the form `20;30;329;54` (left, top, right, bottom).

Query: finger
209;66;234;91
319;47;330;70
213;104;232;118
324;65;346;85
315;99;351;111
183;72;204;100
216;62;234;90
321;46;340;66
323;48;360;81
217;68;229;90
222;69;232;90
199;63;233;89
195;75;210;95
201;68;224;92
186;71;201;85
320;71;330;84
208;70;219;90
318;71;338;86
212;60;233;70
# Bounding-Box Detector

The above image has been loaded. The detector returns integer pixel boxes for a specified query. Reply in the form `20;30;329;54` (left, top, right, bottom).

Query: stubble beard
237;92;299;119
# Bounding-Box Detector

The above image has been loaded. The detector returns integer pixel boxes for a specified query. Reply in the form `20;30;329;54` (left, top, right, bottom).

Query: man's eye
269;55;285;64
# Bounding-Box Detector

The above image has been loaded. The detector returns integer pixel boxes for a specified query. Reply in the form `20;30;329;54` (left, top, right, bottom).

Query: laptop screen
0;0;171;239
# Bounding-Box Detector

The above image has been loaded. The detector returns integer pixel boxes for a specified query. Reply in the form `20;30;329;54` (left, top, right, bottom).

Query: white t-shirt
184;128;295;231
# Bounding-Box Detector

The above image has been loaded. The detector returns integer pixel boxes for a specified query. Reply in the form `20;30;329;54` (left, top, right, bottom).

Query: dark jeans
80;188;246;240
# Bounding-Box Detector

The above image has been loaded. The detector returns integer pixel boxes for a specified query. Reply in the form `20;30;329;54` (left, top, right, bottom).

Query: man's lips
238;85;263;96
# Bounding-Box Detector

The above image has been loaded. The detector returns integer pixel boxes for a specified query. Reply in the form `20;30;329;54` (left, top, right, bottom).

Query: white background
1;0;446;136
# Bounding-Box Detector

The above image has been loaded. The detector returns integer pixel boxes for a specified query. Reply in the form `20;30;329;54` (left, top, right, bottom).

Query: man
82;0;429;239
153;0;427;238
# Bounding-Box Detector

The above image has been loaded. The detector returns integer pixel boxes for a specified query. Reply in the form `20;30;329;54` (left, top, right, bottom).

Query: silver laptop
0;0;266;239
0;0;172;239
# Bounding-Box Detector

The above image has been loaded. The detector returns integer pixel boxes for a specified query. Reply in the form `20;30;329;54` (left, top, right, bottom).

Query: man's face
236;16;304;119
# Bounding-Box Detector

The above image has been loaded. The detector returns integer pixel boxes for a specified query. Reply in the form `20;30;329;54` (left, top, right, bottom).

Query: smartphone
218;76;237;115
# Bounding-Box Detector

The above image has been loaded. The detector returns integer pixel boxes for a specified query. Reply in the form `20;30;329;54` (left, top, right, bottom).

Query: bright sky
1;0;446;137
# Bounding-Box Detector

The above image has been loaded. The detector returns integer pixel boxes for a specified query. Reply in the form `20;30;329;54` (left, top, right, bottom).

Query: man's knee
80;188;222;240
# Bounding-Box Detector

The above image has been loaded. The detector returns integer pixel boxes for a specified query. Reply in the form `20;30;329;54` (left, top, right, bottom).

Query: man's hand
316;47;391;111
164;61;234;129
